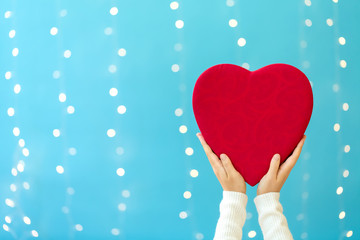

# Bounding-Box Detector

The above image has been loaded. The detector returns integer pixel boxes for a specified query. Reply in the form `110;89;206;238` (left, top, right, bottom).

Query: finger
278;135;306;180
196;133;226;175
267;153;280;177
220;153;237;177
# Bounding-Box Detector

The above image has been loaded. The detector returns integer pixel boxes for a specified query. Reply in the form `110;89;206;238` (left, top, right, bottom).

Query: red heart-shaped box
192;63;313;186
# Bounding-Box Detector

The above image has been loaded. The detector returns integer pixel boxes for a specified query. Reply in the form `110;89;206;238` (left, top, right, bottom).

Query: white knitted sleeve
254;192;294;240
213;191;248;240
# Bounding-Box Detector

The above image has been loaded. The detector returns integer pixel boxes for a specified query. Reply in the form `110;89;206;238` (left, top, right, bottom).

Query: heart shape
192;63;313;186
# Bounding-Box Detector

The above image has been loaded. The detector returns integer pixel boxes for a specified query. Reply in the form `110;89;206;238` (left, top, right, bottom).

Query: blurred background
0;0;359;239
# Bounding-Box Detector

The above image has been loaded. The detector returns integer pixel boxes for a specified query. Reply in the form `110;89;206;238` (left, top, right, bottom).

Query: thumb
267;153;280;177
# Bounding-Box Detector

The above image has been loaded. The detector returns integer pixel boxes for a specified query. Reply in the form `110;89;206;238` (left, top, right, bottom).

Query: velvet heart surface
192;63;313;186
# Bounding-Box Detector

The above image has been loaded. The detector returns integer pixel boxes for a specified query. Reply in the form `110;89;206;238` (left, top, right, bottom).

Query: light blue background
0;0;359;239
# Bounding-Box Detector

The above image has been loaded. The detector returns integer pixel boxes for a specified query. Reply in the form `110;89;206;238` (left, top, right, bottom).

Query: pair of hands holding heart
196;132;307;195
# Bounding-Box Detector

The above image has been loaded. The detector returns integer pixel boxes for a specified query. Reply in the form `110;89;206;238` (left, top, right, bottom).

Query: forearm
214;191;248;240
254;192;293;240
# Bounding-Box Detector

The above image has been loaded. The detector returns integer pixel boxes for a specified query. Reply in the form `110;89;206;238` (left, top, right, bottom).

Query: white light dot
107;129;116;137
60;9;67;17
346;231;353;237
333;0;338;3
19;139;25;147
174;43;183;51
5;71;12;80
332;83;340;92
302;61;310;69
338;37;346;45
75;224;83;231
340;60;347;68
122;190;130;198
300;40;307;48
53;129;60;137
190;169;199;178
301;232;308;239
5;198;15;207
5;216;11;224
175;20;184;29
67;105;75;114
179;125;187;134
12;48;19;56
326;18;334;26
118;203;126;211
302;192;309;200
9;29;16;38
183;191;192;199
305;19;312;27
170;1;179;10
118;48;126;57
333;123;340;132
4;11;12;18
303;173;310;181
305;0;311;6
22;148;29;157
344;145;350;153
3;224;9;232
242;63;250;70
110;7;118;15
62;206;69;214
64;50;71;58
31;230;39;237
23;182;30;190
342;103;349;111
7;107;15;116
50;27;58;35
13;127;20;136
10;184;16;192
116;168;125;176
69;147;77;156
343;170;349;178
237;38;246;47
56;165;64;174
104;27;113;35
67;187;75;195
53;70;61;79
14;84;21;94
175;108;183;117
336;186;343;195
248;230;257;238
229;19;238;27
108;64;117;73
111;228;120;236
116;147;124;155
23;216;31;225
109;88;118;97
17;161;25;172
59;93;66;102
172;64;180;72
185;147;194;156
179;211;188;219
117;105;126;114
11;168;18;176
339;211;345;219
226;0;235;7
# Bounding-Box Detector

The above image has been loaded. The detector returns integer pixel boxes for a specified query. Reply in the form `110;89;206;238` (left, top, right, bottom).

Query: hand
196;132;246;194
257;135;307;195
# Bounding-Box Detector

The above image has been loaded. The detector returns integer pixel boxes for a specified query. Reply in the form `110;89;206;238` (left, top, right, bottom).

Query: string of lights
331;0;353;238
2;8;39;238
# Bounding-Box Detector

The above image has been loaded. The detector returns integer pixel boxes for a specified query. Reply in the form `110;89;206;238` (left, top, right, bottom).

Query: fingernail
220;154;225;160
275;154;280;161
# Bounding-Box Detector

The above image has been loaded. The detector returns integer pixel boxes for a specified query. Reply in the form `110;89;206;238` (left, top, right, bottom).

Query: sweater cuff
253;192;280;210
223;191;248;207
